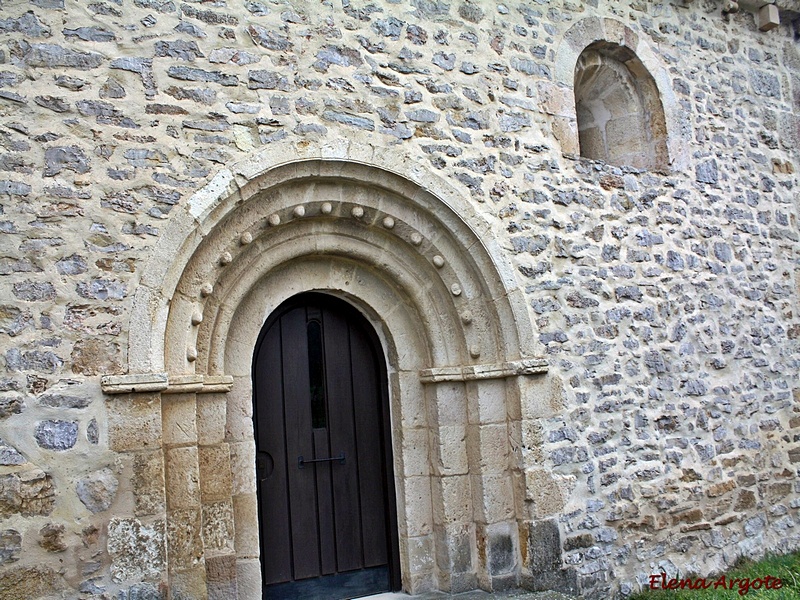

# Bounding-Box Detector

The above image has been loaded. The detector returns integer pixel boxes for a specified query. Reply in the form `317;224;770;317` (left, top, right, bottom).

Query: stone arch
551;17;690;171
574;41;669;170
105;142;555;598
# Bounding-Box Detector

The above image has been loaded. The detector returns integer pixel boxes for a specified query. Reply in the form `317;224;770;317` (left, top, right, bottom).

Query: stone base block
206;554;238;600
521;519;578;596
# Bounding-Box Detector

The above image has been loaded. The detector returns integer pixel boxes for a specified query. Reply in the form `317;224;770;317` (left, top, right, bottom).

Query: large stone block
524;519;578;595
71;338;122;375
551;115;580;156
202;501;235;555
38;522;66;552
225;378;255;442
197;394;227;446
117;582;167;600
207;554;238;600
108;394;162;452
524;467;570;519
108;518;166;583
167;509;203;571
473;473;515;524
435;523;479;594
486;522;517;576
470;422;510;472
170;567;209;600
467;379;507;425
402;427;432;477
77;467;119;513
198;444;232;502
537;82;575;118
0;529;21;565
162;393;198;446
165;446;201;509
0;565;62;599
427;382;467;427
235;558;263;600
406;534;435;577
519;374;564;420
231;492;258;558
435;424;469;476
229;441;256;495
402;475;433;537
397;372;426;429
34;419;78;450
0;469;55;517
436;475;473;524
133;450;166;516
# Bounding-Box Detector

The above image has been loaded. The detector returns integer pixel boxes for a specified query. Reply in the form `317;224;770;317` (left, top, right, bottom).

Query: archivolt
128;148;540;379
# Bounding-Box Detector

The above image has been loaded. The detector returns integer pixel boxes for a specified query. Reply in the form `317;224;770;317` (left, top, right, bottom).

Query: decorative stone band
101;361;546;392
419;358;548;383
100;373;234;395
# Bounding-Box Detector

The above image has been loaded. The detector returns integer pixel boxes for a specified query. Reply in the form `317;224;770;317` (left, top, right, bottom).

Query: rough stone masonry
0;0;798;599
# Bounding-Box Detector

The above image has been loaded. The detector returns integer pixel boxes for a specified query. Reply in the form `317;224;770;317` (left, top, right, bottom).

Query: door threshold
356;591;578;600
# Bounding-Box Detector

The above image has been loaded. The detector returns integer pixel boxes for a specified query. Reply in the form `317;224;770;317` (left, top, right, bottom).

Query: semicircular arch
553;17;690;171
129;150;541;378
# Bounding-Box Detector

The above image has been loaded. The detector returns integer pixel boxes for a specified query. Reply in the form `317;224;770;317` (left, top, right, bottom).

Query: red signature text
649;573;783;596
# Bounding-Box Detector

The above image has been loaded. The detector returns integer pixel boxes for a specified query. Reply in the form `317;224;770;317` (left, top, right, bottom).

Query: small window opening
307;319;327;428
574;41;668;171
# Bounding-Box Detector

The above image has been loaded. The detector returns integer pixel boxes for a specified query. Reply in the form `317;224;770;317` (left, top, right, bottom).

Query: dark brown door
253;293;400;599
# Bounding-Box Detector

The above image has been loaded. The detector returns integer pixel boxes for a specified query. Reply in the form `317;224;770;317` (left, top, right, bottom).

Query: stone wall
0;0;798;598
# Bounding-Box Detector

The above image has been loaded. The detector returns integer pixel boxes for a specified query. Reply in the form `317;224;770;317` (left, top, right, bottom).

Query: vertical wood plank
323;306;363;573
281;307;320;580
314;427;337;575
350;323;389;567
255;318;293;584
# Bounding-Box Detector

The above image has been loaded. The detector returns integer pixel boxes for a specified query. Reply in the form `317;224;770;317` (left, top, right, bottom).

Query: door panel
350;323;389;568
255;321;292;585
281;307;320;581
253;293;399;598
323;308;363;574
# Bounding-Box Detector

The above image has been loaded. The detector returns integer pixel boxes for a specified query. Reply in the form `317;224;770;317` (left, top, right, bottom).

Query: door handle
256;451;274;480
297;452;346;469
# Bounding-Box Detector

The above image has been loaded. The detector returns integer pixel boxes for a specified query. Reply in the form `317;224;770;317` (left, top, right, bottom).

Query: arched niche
103;142;559;599
574;41;669;170
550;17;690;172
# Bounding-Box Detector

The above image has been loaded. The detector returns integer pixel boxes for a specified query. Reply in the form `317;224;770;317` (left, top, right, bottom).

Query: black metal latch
298;452;346;469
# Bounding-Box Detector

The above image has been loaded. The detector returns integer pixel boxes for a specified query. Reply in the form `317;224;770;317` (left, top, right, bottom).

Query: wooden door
253;293;400;599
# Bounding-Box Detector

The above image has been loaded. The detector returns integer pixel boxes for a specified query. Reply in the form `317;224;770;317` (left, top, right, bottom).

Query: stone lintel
102;373;234;395
419;358;548;383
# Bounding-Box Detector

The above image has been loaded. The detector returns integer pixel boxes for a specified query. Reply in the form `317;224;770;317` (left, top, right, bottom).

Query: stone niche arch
550;17;690;172
574;41;669;170
103;143;564;599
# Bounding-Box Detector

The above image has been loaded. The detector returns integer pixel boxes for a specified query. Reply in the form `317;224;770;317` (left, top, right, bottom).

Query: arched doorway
110;152;555;598
253;292;400;598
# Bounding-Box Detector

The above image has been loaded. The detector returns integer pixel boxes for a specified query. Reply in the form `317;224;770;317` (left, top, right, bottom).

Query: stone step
361;589;578;600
